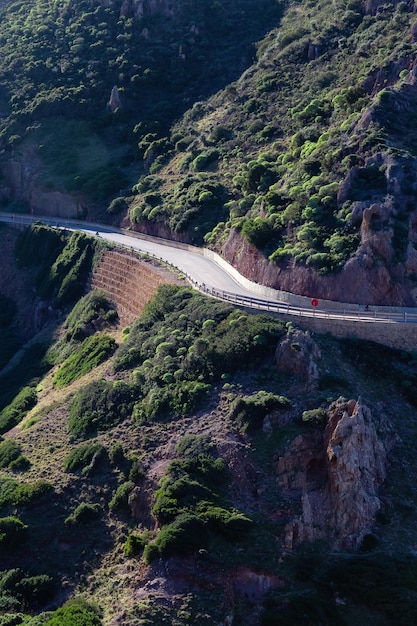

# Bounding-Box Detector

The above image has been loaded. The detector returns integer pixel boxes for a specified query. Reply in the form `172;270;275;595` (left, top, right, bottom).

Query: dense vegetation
0;0;280;207
0;229;417;623
125;0;417;284
0;225;118;431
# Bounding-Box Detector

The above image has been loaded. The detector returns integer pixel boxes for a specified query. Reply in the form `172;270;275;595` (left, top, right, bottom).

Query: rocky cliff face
221;227;412;306
277;397;388;550
1;154;85;220
220;146;417;306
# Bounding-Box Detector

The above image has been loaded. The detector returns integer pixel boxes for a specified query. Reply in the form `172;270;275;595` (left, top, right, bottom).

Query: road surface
1;212;416;325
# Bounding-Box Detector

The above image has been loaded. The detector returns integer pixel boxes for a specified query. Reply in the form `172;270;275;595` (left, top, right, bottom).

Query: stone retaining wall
89;250;180;327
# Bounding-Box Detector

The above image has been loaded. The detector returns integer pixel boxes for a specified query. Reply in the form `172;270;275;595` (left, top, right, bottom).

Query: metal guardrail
179;272;417;324
2;212;417;325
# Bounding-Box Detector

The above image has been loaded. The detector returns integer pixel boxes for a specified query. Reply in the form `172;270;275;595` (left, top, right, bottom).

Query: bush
0;387;37;434
0;517;27;549
175;435;213;458
62;291;118;344
16;574;54;607
241;217;276;249
151;450;229;535
68;380;134;437
133;380;210;423
0;568;54;614
44;598;102;625
11;481;53;505
65;503;101;525
108;442;125;467
124;533;147;557
229;391;291;432
0;478;52;508
109;481;134;512
53;335;117;389
199;505;253;539
107;196;128;215
152;476;213;524
0;441;24;469
153;513;208;557
35;231;95;306
302;408;327;424
142;542;160;565
63;443;106;474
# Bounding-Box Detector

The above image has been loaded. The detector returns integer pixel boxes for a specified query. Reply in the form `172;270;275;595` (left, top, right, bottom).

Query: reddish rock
277;397;388;550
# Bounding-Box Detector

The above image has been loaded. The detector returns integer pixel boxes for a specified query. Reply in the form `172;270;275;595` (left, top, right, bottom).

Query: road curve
1;212;416;325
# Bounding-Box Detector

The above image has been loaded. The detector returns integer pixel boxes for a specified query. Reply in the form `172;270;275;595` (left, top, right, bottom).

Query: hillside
0;1;417;305
2;1;417;624
126;0;417;306
0;223;416;625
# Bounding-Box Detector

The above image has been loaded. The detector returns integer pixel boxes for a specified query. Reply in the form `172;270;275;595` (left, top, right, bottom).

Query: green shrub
11;481;53;505
199;505;253;539
109;481;134;512
128;456;144;482
0;478;52;508
175;435;213;458
142;542;160;565
302;408;327;424
53;335;117;389
241;217;276;249
229;391;291;432
107;196;128;215
0;441;24;469
35;231;95;306
0;517;27;549
44;598;102;625
152;452;228;528
63;443;106;474
16;574;54;607
124;533;147;557
0;387;37;434
62;291;118;344
65;503;101;525
108;442;125;466
152;476;213;524
68;380;134;437
153;513;208;557
133;380;210;423
0;568;54;614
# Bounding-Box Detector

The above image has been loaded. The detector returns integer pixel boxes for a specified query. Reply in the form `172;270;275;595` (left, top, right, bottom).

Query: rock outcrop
107;85;122;112
1;153;85;220
275;328;321;389
277;397;388;550
29;189;84;219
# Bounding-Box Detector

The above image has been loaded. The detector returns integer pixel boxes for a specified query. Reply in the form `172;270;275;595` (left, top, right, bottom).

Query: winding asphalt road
1;212;416;324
